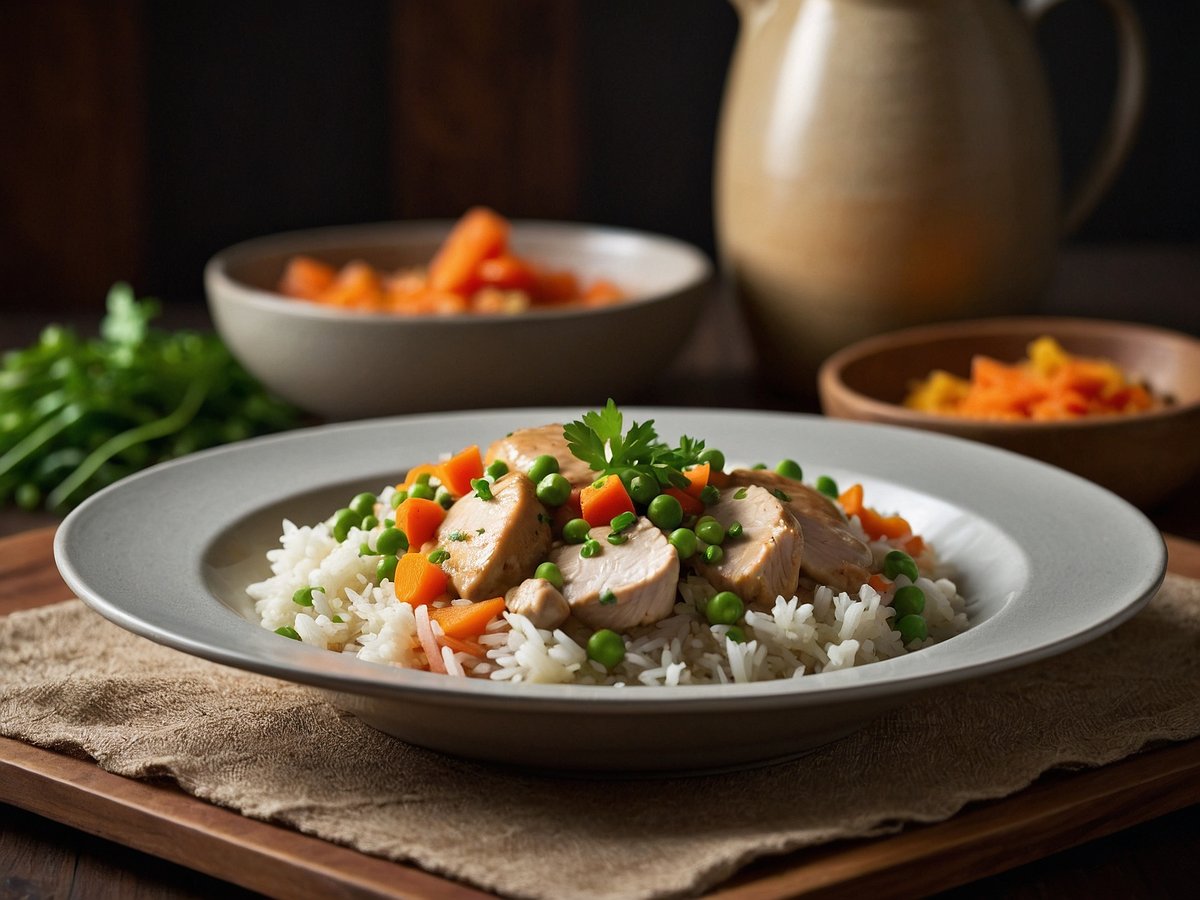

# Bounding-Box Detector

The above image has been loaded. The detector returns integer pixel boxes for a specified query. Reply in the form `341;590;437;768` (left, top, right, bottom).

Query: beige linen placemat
3;575;1200;900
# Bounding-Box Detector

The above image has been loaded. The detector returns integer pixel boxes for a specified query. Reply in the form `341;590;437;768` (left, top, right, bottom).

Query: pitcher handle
1020;0;1147;235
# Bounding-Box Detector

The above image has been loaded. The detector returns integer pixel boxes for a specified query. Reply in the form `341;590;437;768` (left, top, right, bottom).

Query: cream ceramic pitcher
715;0;1146;392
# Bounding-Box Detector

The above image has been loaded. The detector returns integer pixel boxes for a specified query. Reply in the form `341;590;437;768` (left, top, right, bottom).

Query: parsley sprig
563;399;706;490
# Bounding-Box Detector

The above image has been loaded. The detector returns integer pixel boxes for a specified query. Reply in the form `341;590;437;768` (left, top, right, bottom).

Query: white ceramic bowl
205;221;714;420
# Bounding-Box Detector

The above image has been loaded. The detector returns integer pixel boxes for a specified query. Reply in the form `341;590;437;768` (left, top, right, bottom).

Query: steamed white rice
248;485;969;685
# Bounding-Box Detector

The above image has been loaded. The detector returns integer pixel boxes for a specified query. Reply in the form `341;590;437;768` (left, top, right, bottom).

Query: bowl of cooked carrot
818;316;1200;508
205;208;713;420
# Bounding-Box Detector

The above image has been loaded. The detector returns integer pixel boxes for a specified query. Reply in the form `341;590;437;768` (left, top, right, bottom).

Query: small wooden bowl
818;317;1200;509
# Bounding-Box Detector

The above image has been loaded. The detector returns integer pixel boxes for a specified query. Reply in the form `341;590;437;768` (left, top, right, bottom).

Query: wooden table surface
2;244;1198;898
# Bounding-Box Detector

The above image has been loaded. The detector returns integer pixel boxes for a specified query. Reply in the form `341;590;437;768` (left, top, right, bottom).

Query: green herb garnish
0;283;298;511
563;399;708;492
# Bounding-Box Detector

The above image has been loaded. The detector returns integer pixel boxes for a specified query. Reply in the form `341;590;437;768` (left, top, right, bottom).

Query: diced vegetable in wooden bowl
817;316;1200;508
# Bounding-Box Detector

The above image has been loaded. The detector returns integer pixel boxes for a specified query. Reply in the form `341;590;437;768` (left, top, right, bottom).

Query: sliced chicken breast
550;518;679;631
726;469;872;593
505;577;570;630
485;424;599;488
436;471;551;601
692;484;804;608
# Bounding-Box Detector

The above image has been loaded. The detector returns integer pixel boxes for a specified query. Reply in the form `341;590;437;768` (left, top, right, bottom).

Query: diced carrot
663;486;704;517
582;279;624;305
279;255;336;300
402;463;441;489
476;254;536;292
839;483;911;541
580;474;636;527
868;573;893;594
438;445;484;498
438;633;488;658
393;552;449;608
393;497;446;550
682;462;710;498
838;483;865;517
530;268;581;305
428;207;510;294
904;534;927;557
316;260;384;308
430;597;507;639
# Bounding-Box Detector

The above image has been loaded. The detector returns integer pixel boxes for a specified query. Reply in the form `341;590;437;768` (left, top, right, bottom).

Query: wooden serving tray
3;527;1199;899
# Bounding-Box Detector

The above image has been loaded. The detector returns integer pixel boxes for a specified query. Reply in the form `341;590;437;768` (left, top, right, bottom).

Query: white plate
55;408;1166;774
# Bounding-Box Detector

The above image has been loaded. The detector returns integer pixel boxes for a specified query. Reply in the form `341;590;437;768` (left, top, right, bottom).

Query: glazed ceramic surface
56;408;1165;774
716;0;1146;388
205;222;713;420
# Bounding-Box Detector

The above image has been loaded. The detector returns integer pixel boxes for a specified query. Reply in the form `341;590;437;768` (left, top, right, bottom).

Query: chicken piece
436;472;551;601
505;577;571;630
485;424;599;488
726;469;872;593
550;518;679;631
692;484;804;608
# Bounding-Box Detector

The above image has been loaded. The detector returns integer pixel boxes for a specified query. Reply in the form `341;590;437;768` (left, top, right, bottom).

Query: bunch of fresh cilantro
0;283;300;512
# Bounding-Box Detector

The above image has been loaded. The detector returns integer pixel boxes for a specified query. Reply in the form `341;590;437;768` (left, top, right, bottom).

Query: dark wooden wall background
1;0;1197;315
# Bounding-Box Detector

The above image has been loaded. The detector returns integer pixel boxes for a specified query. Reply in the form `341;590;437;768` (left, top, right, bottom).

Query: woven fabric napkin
3;575;1200;900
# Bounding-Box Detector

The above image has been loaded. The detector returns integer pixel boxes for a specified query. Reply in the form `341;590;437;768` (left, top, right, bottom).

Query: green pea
535;561;563;589
628;473;659;505
775;459;803;481
358;542;374;557
606;532;628;545
725;625;747;643
883;550;920;583
896;614;928;645
562;518;591;544
726;521;743;539
610;510;637;533
698;448;725;471
705;590;744;625
699;484;720;506
486;459;509;479
376;555;399;582
669;527;697;559
892;585;926;618
816;475;839;499
275;625;301;641
408;482;436;501
292;585;325;607
703;544;724;564
580;539;602;559
435;486;455;509
751;463;767;470
350;492;377;518
696;519;725;545
587;629;626;669
361;514;378;531
647;493;683;529
332;507;359;542
527;454;560;484
413;472;432;485
536;473;571;507
375;526;409;556
390;489;408;509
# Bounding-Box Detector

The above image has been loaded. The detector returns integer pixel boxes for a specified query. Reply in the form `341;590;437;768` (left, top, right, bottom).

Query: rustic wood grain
2;526;1198;898
0;1;146;313
389;0;581;220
